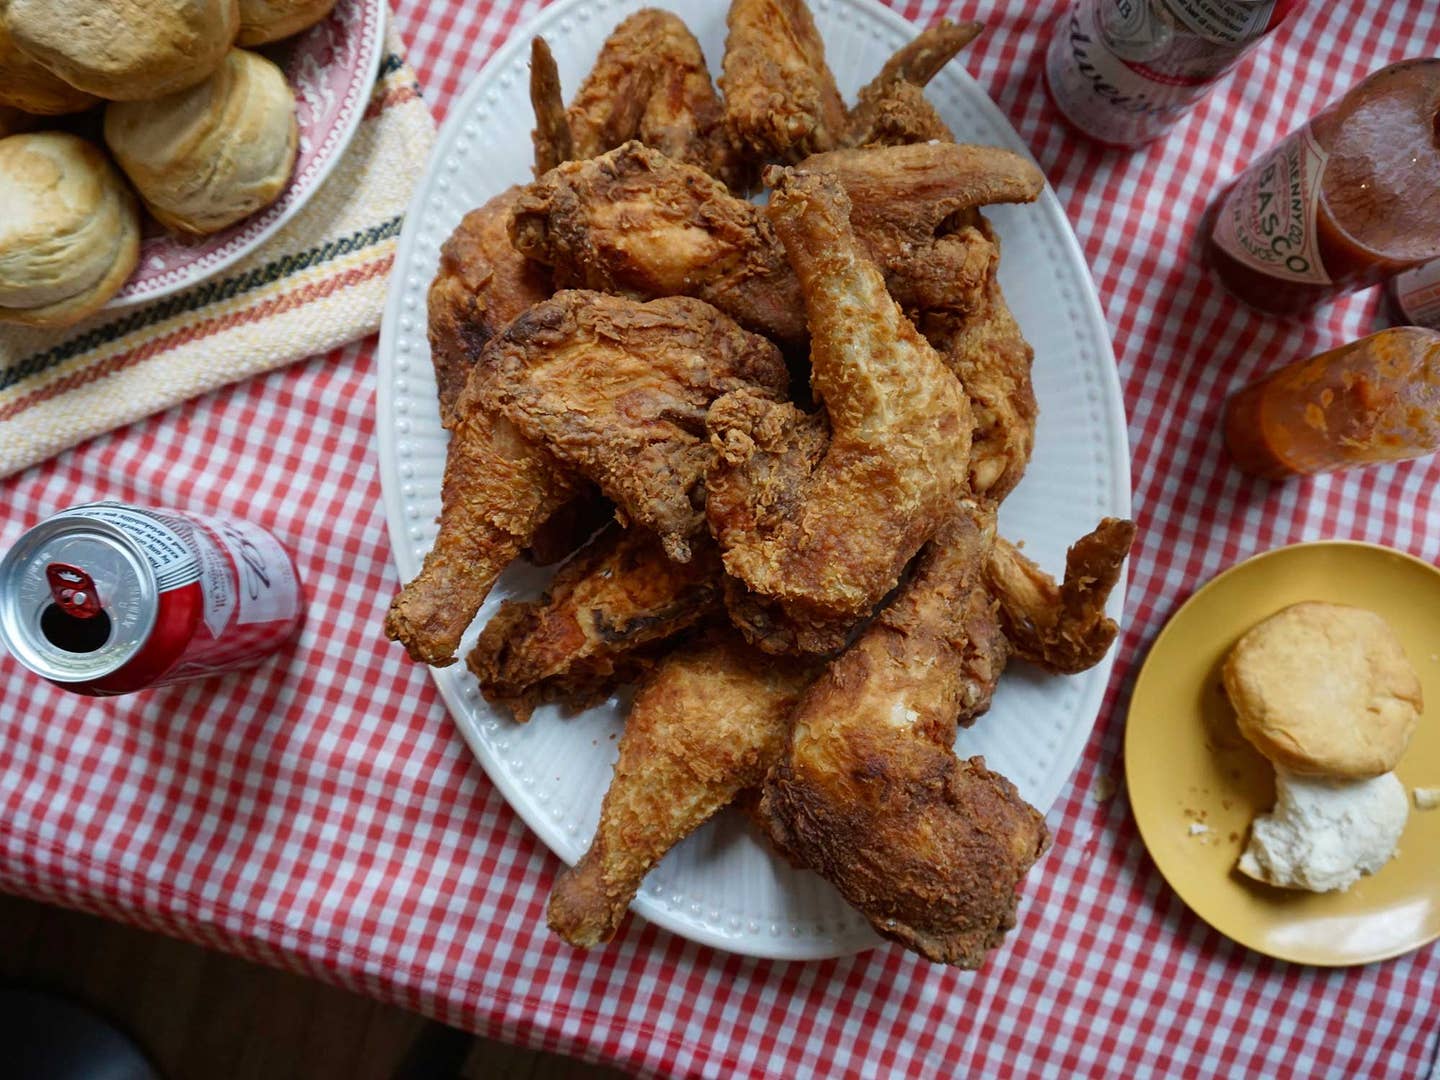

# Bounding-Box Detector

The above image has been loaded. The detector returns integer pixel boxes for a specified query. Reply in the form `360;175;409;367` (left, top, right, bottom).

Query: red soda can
1045;0;1304;147
0;502;303;696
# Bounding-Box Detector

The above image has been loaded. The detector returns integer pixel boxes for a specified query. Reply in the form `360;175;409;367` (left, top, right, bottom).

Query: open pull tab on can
46;563;102;618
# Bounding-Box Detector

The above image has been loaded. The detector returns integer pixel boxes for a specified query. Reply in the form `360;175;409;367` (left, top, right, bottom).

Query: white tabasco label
1212;125;1331;284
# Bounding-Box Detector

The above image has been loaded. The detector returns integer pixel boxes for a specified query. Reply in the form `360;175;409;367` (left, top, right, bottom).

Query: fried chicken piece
544;10;746;190
845;19;981;146
760;509;1046;968
477;291;788;563
720;0;847;164
801;142;1044;313
384;195;566;667
986;518;1136;674
548;629;819;946
522;489;610;567
706;168;972;654
425;187;552;426
848;80;955;148
511;142;1041;347
511;143;807;349
469;527;724;722
529;38;572;177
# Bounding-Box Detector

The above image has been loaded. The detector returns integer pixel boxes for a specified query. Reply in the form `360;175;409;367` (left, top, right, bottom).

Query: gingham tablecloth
2;2;1438;1077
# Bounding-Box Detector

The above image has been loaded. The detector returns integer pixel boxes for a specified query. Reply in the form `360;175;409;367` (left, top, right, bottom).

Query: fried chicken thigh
511;143;807;349
477;291;788;562
548;629;819;946
469;526;723;722
721;0;847;164
384;194;567;666
760;509;1047;968
706;167;971;654
530;10;745;189
986;518;1136;674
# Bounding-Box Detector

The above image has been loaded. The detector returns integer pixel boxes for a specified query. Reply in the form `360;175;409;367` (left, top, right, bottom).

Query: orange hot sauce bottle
1206;60;1440;316
1226;327;1440;477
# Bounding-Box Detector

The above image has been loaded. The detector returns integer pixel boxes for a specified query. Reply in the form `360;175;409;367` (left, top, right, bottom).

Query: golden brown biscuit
0;132;140;327
4;0;238;102
0;18;99;115
104;49;298;237
1223;601;1423;779
236;0;337;45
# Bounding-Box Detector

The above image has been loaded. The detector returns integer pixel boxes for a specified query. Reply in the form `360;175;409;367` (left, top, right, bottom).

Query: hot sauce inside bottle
1226;327;1440;477
1207;60;1440;315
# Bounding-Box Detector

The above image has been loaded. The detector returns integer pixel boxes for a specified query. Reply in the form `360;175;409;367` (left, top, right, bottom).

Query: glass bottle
1226;327;1440;477
1207;60;1440;316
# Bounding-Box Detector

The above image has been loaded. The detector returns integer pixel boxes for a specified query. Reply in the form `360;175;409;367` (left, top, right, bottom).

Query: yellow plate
1126;541;1440;966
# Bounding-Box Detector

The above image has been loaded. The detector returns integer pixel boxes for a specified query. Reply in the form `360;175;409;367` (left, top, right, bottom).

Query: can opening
40;603;111;654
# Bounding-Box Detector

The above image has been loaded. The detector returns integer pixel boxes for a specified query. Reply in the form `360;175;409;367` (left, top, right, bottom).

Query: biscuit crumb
1413;787;1440;811
1091;775;1116;802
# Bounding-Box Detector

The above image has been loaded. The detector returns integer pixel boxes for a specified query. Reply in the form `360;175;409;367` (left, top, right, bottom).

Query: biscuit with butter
1223;601;1422;779
0;132;140;327
104;48;298;237
0;18;99;115
4;0;238;102
236;0;337;45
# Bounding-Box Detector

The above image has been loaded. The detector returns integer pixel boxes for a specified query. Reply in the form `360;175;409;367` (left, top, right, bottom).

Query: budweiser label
211;515;299;627
1212;126;1331;285
1047;0;1288;145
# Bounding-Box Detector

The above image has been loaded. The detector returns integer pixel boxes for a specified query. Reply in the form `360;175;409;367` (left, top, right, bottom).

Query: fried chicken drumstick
548;629;819;946
470;526;723;722
760;509;1047;968
706;167;972;654
384;191;568;666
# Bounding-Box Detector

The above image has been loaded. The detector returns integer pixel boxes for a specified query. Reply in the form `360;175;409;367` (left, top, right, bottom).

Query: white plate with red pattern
103;0;387;308
377;0;1132;960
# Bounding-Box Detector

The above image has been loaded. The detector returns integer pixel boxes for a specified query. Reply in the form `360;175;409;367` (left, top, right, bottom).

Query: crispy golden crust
760;510;1045;968
720;0;847;164
477;290;788;562
426;188;552;426
844;19;981;146
548;628;818;945
706;168;971;654
561;9;747;190
468;527;724;722
986;518;1136;674
529;37;573;177
510;142;808;349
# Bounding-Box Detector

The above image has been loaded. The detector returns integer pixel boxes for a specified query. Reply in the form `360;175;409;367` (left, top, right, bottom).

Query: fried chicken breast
548;629;819;946
760;509;1047;968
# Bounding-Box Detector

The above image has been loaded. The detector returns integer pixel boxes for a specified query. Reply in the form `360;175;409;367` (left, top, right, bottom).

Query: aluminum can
0;502;302;696
1045;0;1303;147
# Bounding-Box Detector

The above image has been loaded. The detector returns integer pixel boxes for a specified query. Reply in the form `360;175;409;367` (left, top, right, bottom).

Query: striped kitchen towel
0;22;435;478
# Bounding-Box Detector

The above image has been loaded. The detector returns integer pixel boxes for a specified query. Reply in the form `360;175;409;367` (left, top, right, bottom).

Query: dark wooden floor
0;891;625;1080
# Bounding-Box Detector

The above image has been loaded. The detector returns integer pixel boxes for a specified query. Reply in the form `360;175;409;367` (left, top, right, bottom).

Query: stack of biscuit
0;0;338;327
1223;601;1422;892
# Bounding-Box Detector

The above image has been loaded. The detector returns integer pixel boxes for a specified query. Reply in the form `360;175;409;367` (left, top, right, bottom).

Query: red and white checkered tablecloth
2;1;1438;1076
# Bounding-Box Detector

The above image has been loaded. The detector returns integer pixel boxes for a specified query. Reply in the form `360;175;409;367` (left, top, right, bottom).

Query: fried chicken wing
529;38;572;177
986;518;1136;674
548;628;819;946
468;526;723;722
538;10;746;190
511;143;807;348
425;188;552;426
477;290;788;562
845;19;981;147
760;509;1046;968
384;195;566;666
721;0;847;164
706;167;972;654
801;142;1044;313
